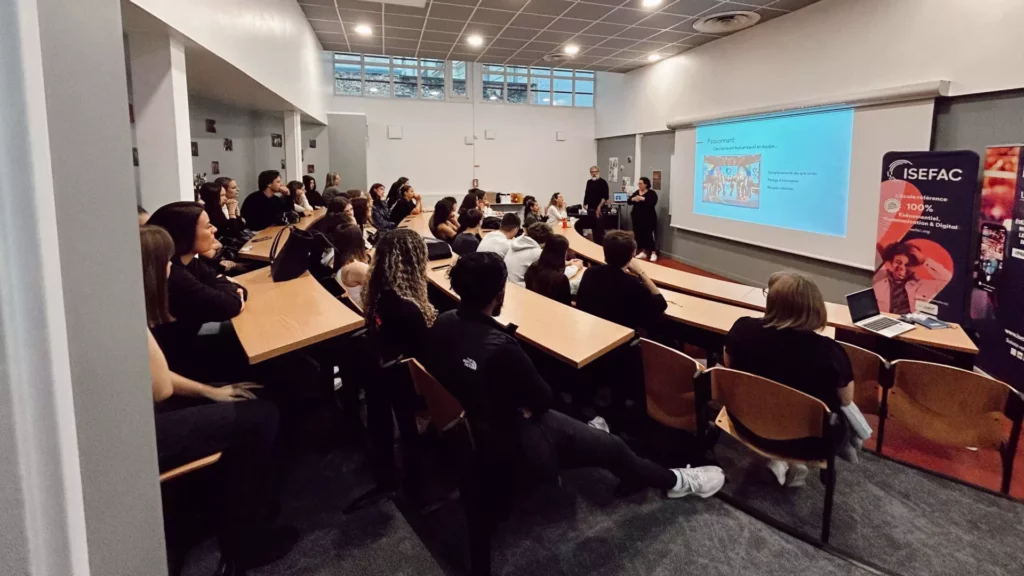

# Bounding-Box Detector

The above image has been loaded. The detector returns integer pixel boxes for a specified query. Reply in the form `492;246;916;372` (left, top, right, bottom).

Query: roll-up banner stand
970;146;1024;390
875;150;979;325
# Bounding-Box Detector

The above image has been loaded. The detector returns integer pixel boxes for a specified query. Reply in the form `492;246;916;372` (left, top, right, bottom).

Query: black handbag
269;226;315;282
425;237;453;261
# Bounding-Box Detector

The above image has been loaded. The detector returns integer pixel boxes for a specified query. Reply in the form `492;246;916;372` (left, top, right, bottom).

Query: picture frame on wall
191;142;198;157
223;138;233;152
280;159;286;170
309;139;316;149
132;147;139;167
271;133;283;147
307;164;315;174
211;161;220;175
205;119;216;133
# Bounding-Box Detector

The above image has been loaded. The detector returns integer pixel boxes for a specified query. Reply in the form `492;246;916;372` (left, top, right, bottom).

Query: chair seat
888;389;1005;450
647;391;697;432
715;408;827;469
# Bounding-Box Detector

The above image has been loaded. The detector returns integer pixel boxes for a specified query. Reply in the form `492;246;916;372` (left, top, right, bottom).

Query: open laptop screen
846;288;880;323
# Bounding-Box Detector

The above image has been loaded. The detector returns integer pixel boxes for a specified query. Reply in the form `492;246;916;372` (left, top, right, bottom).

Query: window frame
333;53;448;101
478;64;595;108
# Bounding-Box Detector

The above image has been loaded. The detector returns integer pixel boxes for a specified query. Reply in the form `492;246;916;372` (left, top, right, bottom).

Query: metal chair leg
820;459;836;544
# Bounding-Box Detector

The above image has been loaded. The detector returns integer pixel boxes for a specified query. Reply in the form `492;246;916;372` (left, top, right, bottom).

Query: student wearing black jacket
241;170;292;231
424;252;724;509
575;230;667;334
302;175;326;208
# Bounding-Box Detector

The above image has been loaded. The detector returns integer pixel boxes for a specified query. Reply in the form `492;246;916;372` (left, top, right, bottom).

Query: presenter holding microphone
630;176;658;261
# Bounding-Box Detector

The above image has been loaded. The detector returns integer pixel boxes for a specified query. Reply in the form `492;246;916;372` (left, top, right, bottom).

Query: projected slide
693;109;854;237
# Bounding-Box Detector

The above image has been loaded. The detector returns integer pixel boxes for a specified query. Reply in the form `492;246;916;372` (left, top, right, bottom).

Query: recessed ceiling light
355;24;372;36
467;35;484;47
564;44;579;55
642;0;662;6
647;53;662;62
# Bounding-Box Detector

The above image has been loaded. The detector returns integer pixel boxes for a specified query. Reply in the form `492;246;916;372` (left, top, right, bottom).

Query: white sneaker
767;459;789;486
635;252;648;260
785;464;809;488
649;253;658;262
668;465;725;499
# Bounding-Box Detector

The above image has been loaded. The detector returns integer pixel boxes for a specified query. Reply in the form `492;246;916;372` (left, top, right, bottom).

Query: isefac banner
875;150;979;324
970;146;1024;390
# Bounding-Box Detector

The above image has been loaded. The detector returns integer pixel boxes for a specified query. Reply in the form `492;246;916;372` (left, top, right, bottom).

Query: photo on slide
701;154;761;209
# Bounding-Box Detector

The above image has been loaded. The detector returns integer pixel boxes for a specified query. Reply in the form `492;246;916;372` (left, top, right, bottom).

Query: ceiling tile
483;47;519;58
433;0;478;6
426;17;467;33
345;22;382;37
384;3;428;17
338;8;379;23
562;2;617;20
489;37;527;49
499;26;541;39
570;34;607;48
301;0;337;5
471;8;517;25
675;31;716;45
349;38;384;51
316;30;347;40
613;26;659;40
506;56;540;65
546;18;593;33
713;1;768;15
420;39;457;51
584;0;628;6
533;30;575;43
422;29;460;43
596;37;637;49
637;11;690;29
583;21;629;36
754;7;786;23
322;42;351;52
522;0;576;17
522;39;562;51
569;54;602;64
463;23;507;36
510;13;556;29
387;46;419;57
615;49;646;59
430;3;474;21
767;0;822;10
479;0;531;10
646;29;692;43
659;0;722;17
580;46;621;57
301;4;342;20
333;0;381;12
384;14;426;29
383;26;423;40
628;40;669;52
602;57;635;65
602;8;650;26
310;19;345;33
386;38;421;51
419;50;451;59
731;0;775;5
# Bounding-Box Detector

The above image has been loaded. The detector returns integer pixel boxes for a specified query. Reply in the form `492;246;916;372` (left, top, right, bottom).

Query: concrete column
128;31;193;209
284;110;302;182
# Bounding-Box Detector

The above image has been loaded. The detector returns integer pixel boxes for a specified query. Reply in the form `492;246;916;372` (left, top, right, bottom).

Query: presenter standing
630;176;659;261
580;166;609;244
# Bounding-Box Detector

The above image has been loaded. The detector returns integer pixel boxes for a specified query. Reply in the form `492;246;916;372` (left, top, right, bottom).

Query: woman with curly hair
347;228;437;510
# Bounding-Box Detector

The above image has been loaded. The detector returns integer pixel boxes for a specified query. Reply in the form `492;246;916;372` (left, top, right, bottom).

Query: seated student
505;222;580;287
308;197;354;279
322;185;343;205
525;235;579;305
197;181;255;276
477;212;520;259
288;180;314;215
575;231;667;333
724;271;854;488
147;202;247;377
452;208;484;256
140;225;296;572
213;177;244;225
429;198;458;242
241;170;292;231
546;192;568;223
369;183;396;231
388;184;422;224
523;197;546;228
325;171;342;190
331;224;370;305
385;177;409;210
424;253;724;505
350;196;375;248
302;175;325;209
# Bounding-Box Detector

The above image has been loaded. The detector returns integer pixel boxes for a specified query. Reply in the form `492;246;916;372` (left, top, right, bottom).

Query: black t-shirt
724;317;853;411
629;189;659;227
451;232;481;256
369;288;427;364
575;264;667;331
389;198;416;224
240;190;290;231
525;265;571;306
584;178;609;211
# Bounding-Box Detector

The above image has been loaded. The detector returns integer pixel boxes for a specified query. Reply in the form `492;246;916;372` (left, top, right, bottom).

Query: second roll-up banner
874;150;979;324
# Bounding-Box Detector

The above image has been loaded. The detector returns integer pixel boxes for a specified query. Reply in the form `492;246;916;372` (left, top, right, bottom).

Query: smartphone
975;223;1006;292
431;264;451;271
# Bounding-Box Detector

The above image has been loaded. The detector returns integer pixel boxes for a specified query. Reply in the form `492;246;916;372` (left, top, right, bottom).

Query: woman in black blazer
629;176;659;261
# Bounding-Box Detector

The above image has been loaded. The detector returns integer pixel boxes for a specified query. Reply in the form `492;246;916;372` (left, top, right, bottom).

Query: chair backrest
405;358;465;433
838;341;885;415
343;284;364;313
159;452;222;483
640;338;701;432
887;360;1011;449
709;367;829;441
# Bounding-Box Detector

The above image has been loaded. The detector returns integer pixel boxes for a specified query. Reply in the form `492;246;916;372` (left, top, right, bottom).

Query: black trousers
515;410;675;490
575;209;605;245
633;217;657;254
155;399;280;558
365;362;422;488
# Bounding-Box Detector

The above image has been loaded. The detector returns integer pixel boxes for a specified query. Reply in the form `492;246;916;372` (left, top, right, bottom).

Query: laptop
845;288;916;338
613;192;629;203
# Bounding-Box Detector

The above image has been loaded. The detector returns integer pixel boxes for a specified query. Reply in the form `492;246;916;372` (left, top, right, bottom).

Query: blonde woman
547;192;568;223
724;271;854;488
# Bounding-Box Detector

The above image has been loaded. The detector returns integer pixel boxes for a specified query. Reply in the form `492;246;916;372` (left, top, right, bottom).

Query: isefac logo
887;159;963;182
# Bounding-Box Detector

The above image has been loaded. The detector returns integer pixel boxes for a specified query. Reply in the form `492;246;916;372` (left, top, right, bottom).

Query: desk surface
554;224;977;355
238;208;326;262
231;269;363;364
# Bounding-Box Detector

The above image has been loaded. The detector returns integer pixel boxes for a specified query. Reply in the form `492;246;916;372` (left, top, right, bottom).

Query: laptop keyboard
863;317;901;331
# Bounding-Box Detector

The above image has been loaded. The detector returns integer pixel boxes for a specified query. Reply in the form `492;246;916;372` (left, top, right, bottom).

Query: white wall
128;0;328;122
302;123;330;190
596;0;1024;138
189;97;257;194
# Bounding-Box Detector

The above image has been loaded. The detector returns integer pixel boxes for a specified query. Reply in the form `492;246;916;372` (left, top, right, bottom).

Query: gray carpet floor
714;434;1024;576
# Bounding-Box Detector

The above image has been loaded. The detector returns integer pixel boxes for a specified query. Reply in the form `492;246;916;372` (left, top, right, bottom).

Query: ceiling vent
693;10;761;34
543;53;573;63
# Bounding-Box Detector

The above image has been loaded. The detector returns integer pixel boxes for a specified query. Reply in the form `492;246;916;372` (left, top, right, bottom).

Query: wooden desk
237;208;326;262
231;269;363;364
554;224;978;359
426;261;634;368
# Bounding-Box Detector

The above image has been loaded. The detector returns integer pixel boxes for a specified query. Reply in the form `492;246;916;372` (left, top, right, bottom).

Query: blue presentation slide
693;109;854;237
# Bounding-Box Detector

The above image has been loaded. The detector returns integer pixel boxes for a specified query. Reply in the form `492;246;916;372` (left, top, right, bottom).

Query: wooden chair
837;341;886;415
159;452;222;483
879;360;1024;494
640;338;703;433
404;358;468;435
704;367;840;543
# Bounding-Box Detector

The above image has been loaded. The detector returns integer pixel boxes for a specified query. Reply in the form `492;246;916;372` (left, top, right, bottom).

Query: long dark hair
457;208;483;234
525;235;571;304
312;196;353;235
140;225;175;326
537;235;569;270
351;197;370;228
147;202;205;258
386;177;409;208
458;191;480;215
370;183;386;207
198;182;228;231
364;228;435;328
330;224;368;273
302;175;317;193
430;198;455;234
